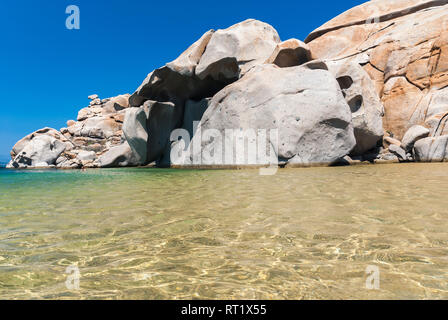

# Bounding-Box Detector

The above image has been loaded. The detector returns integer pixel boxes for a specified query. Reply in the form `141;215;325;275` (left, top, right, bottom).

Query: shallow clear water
1;164;448;299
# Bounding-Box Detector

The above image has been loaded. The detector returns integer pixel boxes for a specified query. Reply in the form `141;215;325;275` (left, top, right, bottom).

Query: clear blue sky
0;0;365;160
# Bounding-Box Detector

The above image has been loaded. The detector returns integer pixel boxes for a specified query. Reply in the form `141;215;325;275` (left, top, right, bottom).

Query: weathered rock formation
7;1;448;168
8;95;135;169
183;63;355;166
306;0;448;162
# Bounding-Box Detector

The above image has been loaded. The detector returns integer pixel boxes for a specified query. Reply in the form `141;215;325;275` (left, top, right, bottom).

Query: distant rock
196;19;281;80
414;135;448;162
8;8;448;169
182;98;211;142
306;0;448;141
384;136;402;147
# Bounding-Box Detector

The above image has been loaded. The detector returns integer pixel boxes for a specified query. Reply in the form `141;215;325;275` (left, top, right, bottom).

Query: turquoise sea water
1;164;448;299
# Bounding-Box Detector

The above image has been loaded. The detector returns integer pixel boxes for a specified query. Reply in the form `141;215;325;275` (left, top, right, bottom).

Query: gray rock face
183;64;356;166
146;101;182;164
8;134;66;168
414;135;448;162
401;125;430;152
196;19;281;80
326;60;384;155
265;38;311;68
97;141;138;168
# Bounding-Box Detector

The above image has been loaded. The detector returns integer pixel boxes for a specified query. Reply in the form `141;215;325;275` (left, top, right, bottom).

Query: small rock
401;125;430;152
34;162;49;168
89;98;101;106
388;144;407;161
88;94;99;100
67;120;76;127
384;136;402;147
265;38;311;68
77;150;96;162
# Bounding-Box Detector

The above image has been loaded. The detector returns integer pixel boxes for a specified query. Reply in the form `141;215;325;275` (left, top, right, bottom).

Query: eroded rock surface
327;60;384;155
306;0;448;142
8;9;448;168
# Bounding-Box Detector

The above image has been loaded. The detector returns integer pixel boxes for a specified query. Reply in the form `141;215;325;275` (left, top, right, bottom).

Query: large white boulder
8;134;66;168
182;63;356;166
129;19;281;109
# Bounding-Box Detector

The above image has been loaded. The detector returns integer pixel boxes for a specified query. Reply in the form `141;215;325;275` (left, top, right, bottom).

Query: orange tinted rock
306;0;448;140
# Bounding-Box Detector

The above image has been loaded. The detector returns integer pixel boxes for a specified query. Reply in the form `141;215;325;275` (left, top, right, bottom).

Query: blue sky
0;0;365;160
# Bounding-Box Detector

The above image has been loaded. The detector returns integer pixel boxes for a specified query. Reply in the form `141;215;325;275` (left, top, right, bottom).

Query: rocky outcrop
388;144;407;161
7;4;448;168
306;0;448;144
181;63;355;166
401;125;430;152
